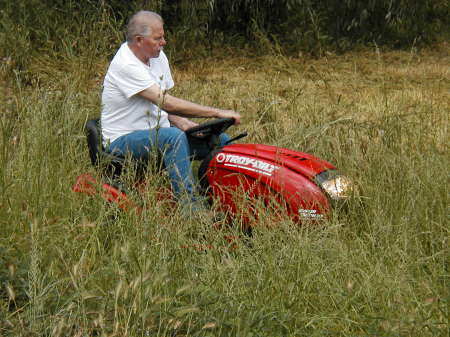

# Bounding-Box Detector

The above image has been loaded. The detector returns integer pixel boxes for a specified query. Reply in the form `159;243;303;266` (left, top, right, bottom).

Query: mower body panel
203;144;335;222
72;173;135;211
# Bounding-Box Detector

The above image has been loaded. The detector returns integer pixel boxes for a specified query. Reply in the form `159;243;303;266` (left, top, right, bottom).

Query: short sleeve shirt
101;43;174;145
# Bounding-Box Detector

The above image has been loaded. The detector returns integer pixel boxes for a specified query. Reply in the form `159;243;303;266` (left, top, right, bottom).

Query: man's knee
219;133;231;146
158;127;189;149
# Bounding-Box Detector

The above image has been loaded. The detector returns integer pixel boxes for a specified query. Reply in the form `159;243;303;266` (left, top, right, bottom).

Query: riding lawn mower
72;118;352;225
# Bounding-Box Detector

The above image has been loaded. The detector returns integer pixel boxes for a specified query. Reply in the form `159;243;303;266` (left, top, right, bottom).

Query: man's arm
168;115;198;131
138;84;241;124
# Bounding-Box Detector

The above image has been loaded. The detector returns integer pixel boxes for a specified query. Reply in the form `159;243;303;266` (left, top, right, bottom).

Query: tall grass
1;45;448;335
0;5;449;336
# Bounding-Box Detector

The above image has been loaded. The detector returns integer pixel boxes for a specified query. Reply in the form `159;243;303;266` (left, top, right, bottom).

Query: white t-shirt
101;42;174;145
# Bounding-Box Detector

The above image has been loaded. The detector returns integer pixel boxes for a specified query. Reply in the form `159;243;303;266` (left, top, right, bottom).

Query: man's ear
134;36;143;44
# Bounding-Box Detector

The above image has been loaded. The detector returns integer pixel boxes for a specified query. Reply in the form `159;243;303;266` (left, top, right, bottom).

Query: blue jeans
108;127;229;201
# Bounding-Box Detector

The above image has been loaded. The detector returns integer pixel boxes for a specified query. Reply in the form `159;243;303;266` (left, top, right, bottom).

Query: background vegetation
1;0;449;82
1;0;449;336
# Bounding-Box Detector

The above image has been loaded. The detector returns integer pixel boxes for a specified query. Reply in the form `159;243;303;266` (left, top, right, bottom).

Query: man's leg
109;128;196;199
188;133;231;160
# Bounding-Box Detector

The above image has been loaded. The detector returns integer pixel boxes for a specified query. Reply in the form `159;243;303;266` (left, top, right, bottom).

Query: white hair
126;11;163;42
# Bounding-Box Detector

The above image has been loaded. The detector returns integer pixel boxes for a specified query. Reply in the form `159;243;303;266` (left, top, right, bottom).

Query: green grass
0;17;449;337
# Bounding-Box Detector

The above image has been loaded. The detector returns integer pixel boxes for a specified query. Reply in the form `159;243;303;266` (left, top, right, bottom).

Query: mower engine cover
200;143;338;222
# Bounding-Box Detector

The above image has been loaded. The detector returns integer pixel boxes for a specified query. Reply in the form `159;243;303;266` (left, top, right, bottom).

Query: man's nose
161;37;166;46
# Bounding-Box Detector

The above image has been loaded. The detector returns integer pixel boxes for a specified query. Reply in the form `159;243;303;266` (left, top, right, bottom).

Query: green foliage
0;0;124;82
1;0;448;82
205;0;449;52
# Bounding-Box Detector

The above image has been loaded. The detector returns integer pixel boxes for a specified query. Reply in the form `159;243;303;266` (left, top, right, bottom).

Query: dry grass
170;44;449;155
172;45;449;116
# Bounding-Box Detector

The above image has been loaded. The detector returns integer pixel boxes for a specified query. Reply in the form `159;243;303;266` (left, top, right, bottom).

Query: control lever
225;132;248;145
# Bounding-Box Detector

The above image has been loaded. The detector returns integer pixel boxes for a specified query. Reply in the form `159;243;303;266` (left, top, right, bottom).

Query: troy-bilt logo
215;153;280;176
299;209;324;219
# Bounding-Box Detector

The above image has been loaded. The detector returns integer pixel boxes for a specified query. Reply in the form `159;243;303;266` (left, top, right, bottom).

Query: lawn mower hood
201;143;345;222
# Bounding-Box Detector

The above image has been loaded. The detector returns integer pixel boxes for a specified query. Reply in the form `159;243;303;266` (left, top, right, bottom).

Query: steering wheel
185;118;235;139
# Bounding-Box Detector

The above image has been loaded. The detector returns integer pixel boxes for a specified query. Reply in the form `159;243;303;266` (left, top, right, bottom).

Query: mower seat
85;119;125;178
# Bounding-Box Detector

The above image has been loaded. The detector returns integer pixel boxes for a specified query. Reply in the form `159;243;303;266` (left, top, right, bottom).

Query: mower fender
72;173;136;211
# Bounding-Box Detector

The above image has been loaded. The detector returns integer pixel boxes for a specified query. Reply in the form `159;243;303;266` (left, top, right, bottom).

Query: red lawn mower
72;118;352;224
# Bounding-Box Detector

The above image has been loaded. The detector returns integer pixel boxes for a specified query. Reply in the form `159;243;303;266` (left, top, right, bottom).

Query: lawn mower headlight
315;171;353;200
321;175;352;200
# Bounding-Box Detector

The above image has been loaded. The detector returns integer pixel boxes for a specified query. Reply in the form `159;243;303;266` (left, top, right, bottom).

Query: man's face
138;20;166;59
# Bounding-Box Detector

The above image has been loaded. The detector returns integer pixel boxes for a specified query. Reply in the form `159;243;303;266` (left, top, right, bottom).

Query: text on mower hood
215;153;280;176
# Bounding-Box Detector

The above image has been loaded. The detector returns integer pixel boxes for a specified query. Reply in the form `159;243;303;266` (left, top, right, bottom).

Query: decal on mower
298;209;324;219
215;153;280;176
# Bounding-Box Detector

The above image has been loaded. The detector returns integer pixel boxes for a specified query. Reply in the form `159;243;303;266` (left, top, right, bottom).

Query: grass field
0;41;449;336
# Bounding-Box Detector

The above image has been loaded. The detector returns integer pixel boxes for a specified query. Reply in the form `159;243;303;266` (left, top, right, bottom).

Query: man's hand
214;109;241;125
168;115;198;131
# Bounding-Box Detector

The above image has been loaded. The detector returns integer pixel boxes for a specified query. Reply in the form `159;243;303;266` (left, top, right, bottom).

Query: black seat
84;118;228;181
85;119;125;178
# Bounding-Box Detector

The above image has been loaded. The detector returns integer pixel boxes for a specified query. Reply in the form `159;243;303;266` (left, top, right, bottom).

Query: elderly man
101;11;240;208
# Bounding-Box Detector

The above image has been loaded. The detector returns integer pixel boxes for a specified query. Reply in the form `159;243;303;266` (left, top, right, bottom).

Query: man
101;10;240;207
